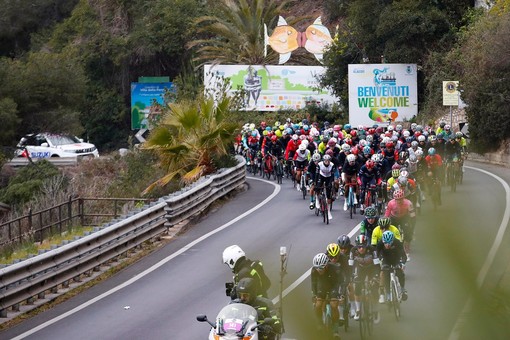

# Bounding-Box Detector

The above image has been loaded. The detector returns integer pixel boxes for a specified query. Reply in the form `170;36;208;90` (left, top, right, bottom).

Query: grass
0;226;94;265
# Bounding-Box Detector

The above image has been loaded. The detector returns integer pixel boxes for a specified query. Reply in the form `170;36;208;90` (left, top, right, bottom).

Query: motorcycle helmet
223;245;246;270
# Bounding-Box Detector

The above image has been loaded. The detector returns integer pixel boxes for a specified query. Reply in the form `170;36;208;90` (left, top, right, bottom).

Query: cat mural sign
264;16;333;64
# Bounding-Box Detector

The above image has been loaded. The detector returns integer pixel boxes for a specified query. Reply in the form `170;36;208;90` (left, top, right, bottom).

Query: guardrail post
67;195;72;229
79;198;84;226
12;303;20;312
0;309;6;318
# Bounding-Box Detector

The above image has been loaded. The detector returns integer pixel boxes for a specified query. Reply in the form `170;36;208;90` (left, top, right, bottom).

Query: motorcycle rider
235;277;282;340
223;245;271;299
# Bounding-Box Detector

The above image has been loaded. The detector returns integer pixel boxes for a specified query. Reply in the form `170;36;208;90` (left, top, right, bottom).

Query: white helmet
387;125;394;132
417;135;426;142
298;143;307;151
292;134;298;141
312;152;321;162
341;144;351;152
313;253;329;268
222;245;245;270
347;154;356;163
301;139;309;147
403;130;410;137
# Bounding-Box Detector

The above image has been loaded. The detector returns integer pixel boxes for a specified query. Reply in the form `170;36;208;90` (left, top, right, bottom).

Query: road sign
443;81;459;106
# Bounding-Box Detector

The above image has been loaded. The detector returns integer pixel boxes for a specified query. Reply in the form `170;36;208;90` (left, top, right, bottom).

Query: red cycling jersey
384;198;415;219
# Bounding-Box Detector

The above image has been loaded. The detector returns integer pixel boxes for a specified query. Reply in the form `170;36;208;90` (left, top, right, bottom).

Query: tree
142;94;239;194
449;10;510;151
188;0;295;65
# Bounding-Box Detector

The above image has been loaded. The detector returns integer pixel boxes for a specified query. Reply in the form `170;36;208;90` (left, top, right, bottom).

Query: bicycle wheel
349;188;354;219
359;295;368;339
343;296;350;332
391;277;401;321
367;295;374;336
301;176;307;200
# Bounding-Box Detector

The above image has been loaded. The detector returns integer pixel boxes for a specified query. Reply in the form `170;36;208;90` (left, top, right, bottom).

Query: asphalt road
1;161;509;340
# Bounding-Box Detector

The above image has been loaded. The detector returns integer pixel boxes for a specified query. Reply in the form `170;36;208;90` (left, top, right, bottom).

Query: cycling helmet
364;206;378;218
312;152;321;162
396;124;403;131
275;130;282;137
409;154;417;162
411;141;418;148
387;125;394;132
344;124;351;130
400;169;409;178
303;124;309;131
399;151;408;160
350;130;357;137
286;128;293;135
347;154;356;163
302;139;309;147
398;175;407;186
292;134;299;141
338;234;351;248
327;243;340;257
393;189;405;200
279;125;285;131
222;245;246;270
298;143;307;151
313;253;329;268
416;125;423;132
333;124;341;131
237;277;256;302
325;149;334;157
378;217;391;229
363;146;372;155
251;130;258;137
429;135;437;142
324;121;330;127
391;163;402;170
415;149;424;157
455;131;463;138
386;141;394;148
271;135;277;142
323;154;332;162
371;153;381;162
355;234;368;247
405;137;413;143
295;130;302;136
382;230;395;244
392;169;400;178
403;130;411;137
428;148;436;155
418;135;426;142
342;144;351;152
439;121;446;128
410;123;417;130
365;159;375;169
444;124;451;130
303;119;309;125
328;138;337;147
359;139;368;147
366;135;374;143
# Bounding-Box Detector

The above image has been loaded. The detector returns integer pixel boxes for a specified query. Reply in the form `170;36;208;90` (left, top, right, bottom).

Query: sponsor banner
204;64;337;111
131;82;174;130
348;64;418;127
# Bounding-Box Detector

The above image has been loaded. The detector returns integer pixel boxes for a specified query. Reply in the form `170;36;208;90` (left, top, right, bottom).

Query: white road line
448;166;510;340
272;223;362;305
11;177;280;340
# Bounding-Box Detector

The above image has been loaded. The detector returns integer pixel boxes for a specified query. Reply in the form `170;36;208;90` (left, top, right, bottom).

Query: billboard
204;65;337;111
131;82;174;130
348;64;418;126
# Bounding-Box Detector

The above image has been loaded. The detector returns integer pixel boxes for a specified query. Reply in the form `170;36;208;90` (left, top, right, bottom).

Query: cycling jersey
384;198;415;219
318;161;334;177
371;225;402;246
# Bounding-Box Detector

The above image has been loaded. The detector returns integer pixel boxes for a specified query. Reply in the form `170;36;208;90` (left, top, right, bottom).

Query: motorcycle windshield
215;303;258;335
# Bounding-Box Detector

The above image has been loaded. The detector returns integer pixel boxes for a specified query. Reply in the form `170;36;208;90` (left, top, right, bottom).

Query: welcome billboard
348;64;418;126
204;64;337;111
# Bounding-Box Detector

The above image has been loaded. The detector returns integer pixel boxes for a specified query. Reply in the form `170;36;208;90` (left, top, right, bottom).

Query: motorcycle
197;303;271;340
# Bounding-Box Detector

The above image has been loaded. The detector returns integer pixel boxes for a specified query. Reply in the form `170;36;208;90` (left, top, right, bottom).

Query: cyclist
425;147;443;201
360;206;379;241
338;235;356;319
341;154;360;211
223;245;271;299
349;235;380;322
236;277;282;340
284;134;300;177
371;217;402;246
376;231;408;302
384;190;416;261
357;159;382;214
308;152;322;209
311;253;342;336
315;154;335;215
293;143;311;192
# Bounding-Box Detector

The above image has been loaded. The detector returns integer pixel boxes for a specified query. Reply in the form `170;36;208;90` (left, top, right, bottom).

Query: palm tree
142;94;239;194
188;0;295;65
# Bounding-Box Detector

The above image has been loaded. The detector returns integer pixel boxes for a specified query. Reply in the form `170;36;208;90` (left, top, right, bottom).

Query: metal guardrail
0;156;246;318
7;157;78;167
